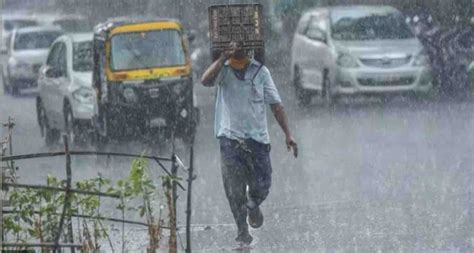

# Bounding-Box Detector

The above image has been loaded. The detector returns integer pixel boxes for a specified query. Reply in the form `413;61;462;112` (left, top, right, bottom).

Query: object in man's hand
209;4;265;62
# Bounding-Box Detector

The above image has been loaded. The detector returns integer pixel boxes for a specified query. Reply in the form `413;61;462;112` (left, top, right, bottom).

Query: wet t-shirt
213;59;282;144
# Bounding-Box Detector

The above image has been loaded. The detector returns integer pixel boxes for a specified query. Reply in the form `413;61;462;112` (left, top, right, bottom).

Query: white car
1;13;38;54
4;26;62;95
290;6;433;105
34;14;93;33
36;33;95;145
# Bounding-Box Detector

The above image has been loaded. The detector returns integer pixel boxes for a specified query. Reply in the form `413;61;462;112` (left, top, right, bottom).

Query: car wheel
95;108;110;149
181;117;197;145
37;99;46;137
322;71;337;105
39;103;60;146
45;128;60;147
64;105;86;146
2;70;9;95
294;66;312;106
10;79;19;96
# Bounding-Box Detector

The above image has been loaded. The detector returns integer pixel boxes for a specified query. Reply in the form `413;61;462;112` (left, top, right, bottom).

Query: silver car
5;26;62;95
290;6;433;104
34;14;93;33
37;33;95;146
1;13;38;54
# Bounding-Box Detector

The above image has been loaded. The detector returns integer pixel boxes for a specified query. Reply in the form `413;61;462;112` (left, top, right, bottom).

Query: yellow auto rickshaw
92;17;198;143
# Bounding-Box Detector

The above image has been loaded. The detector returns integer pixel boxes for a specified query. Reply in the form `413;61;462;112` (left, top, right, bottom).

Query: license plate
149;88;159;98
373;76;398;83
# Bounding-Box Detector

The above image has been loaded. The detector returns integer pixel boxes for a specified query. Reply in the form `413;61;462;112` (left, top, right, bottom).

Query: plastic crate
208;4;265;51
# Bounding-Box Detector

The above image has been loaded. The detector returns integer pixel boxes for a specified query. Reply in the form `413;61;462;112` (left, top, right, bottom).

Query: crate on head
208;4;265;63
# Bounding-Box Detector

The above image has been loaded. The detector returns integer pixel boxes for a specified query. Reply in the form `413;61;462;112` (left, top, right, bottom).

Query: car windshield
110;29;186;71
331;10;414;40
13;31;62;50
73;41;93;72
4;19;38;31
53;19;92;32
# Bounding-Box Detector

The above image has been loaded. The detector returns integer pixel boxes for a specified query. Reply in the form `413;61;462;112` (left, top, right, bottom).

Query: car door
298;14;330;90
39;41;62;121
49;41;69;129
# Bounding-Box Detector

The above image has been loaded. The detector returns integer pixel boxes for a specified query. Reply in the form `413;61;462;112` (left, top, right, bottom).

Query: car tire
181;130;195;146
294;66;312;106
36;99;46;137
95;108;110;149
2;70;10;95
64;105;86;146
322;71;337;105
38;102;60;146
45;128;60;147
9;78;19;96
181;119;197;146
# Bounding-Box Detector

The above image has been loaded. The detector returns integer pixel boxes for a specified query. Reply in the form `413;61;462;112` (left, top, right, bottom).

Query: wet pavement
1;58;473;252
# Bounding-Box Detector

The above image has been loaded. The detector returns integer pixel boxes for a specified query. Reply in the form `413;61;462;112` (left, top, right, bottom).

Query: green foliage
2;157;181;252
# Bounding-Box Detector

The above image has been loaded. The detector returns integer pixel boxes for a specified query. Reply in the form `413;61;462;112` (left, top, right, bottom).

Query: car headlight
337;53;359;68
73;87;95;104
123;87;138;103
413;51;430;66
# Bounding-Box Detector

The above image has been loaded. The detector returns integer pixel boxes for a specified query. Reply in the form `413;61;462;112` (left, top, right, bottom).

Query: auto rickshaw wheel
180;111;198;145
96;107;113;146
181;127;196;145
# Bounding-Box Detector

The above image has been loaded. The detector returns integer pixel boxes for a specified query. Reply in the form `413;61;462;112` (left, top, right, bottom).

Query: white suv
290;6;433;105
1;14;38;54
36;33;95;146
5;26;62;95
35;14;93;33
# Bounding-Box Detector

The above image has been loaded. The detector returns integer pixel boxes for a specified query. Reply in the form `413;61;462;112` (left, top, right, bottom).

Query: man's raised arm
200;42;237;87
200;54;226;87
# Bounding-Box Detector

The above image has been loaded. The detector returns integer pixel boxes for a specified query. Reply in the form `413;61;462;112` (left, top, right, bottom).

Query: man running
201;42;298;246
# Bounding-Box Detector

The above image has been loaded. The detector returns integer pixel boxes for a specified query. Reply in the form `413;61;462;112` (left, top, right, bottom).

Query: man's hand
270;103;298;158
201;42;239;86
286;135;298;158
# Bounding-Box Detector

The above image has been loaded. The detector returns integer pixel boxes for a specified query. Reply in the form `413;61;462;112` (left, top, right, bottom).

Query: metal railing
1;119;196;252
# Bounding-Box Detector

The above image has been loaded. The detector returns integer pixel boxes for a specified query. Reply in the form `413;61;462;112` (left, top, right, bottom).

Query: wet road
1;60;473;252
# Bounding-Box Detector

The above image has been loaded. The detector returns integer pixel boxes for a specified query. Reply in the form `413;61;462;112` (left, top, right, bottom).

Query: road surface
1;59;473;252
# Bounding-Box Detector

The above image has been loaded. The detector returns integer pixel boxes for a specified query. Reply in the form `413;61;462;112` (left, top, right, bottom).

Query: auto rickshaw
92;18;198;143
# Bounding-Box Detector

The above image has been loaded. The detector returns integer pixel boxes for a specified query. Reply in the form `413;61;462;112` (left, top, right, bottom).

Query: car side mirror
45;66;63;78
187;30;196;44
306;28;327;43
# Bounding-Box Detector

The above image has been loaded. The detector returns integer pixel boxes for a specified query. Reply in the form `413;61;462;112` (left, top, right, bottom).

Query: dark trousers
219;137;272;235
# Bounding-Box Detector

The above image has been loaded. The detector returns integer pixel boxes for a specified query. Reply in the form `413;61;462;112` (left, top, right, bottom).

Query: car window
57;42;67;76
307;14;328;33
4;20;38;31
331;10;414;40
73;41;93;72
296;13;312;34
4;21;14;31
47;42;62;67
14;31;62;50
53;19;92;32
110;29;186;71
